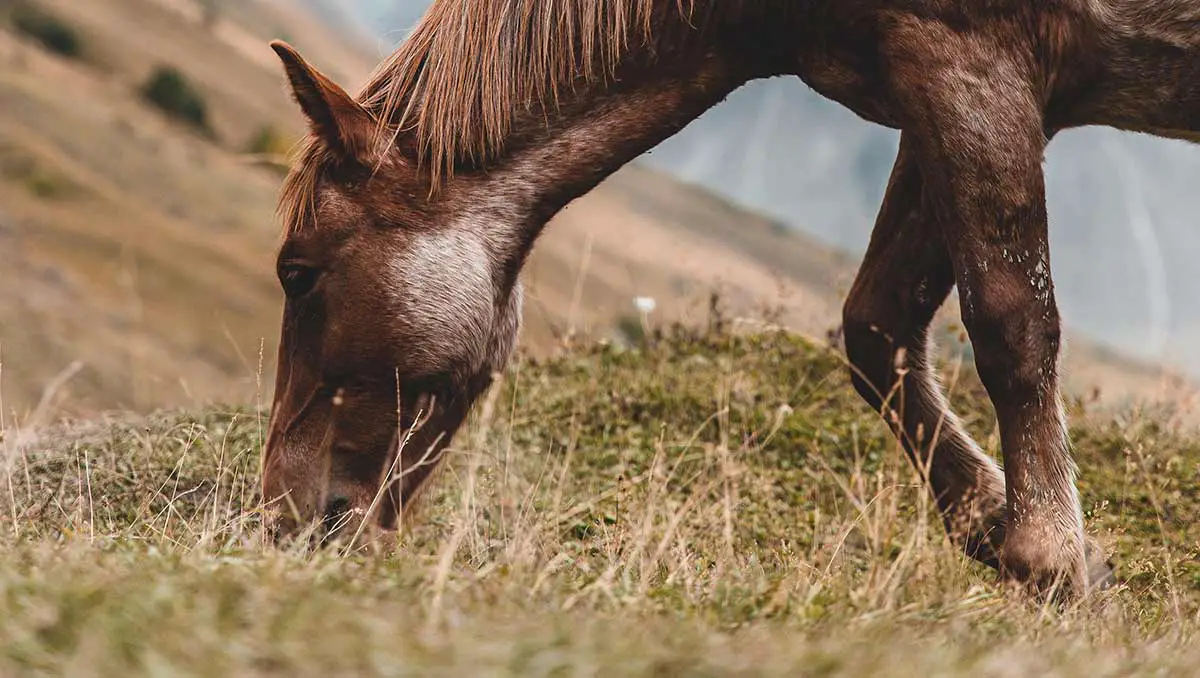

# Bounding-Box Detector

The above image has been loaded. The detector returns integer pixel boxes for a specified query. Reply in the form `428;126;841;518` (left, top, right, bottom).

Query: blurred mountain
329;0;1200;379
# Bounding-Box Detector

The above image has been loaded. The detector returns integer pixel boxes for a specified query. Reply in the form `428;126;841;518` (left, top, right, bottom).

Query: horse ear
270;40;376;162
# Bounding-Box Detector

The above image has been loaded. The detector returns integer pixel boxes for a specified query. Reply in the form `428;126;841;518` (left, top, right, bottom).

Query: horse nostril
322;496;352;531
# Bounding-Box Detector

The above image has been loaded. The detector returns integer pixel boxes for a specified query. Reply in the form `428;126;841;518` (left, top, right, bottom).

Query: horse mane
279;0;697;234
362;0;698;183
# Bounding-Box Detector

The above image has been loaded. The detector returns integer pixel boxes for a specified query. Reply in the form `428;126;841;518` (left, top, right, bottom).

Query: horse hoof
1084;538;1117;592
999;532;1115;602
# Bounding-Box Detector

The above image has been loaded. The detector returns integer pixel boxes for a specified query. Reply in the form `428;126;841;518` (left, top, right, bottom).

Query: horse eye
278;263;320;298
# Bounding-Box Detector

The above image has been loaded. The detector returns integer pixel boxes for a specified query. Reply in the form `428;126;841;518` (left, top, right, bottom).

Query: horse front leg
884;23;1114;598
844;132;1008;569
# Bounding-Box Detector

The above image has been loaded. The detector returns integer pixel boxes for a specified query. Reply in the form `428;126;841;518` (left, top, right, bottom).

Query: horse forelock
276;138;336;237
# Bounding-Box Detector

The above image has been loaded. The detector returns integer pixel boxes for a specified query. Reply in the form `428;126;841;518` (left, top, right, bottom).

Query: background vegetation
140;65;214;137
6;2;82;60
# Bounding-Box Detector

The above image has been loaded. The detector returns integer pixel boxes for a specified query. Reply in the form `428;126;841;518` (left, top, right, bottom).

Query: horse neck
455;48;783;276
505;62;751;221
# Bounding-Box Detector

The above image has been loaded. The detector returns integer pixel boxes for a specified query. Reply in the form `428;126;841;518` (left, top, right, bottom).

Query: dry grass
1;327;1196;676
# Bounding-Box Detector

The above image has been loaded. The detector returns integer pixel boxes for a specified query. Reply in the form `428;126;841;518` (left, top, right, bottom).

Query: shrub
140;66;213;136
243;124;295;157
9;3;82;59
0;145;77;200
23;169;66;198
242;124;296;175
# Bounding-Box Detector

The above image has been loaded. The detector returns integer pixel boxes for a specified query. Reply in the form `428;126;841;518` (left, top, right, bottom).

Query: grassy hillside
0;0;377;420
1;328;1197;674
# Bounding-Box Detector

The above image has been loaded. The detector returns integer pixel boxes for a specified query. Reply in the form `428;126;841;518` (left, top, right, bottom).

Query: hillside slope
0;0;381;420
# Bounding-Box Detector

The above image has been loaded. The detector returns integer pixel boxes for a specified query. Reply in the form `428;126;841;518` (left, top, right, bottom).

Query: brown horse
262;0;1199;599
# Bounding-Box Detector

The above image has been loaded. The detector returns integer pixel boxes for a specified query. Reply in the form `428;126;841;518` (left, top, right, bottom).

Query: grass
1;326;1197;675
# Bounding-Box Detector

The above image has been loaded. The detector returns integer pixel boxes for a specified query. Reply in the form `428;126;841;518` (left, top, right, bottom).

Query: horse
261;0;1199;600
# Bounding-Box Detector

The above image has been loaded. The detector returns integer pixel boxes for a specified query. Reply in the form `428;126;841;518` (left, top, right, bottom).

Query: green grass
1;328;1198;675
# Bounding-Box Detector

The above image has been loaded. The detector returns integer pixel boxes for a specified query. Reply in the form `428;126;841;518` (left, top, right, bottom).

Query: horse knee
842;301;901;410
964;302;1061;400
